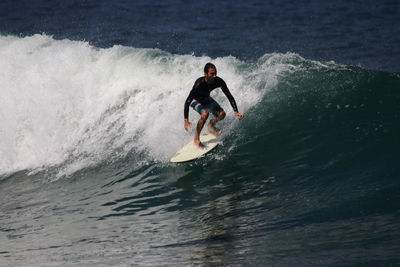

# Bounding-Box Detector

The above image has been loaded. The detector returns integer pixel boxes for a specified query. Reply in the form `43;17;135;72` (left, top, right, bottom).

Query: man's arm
219;78;238;112
221;78;243;108
184;93;193;120
184;91;194;131
219;78;244;120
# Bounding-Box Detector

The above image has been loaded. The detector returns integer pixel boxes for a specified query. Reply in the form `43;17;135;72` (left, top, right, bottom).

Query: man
184;63;244;148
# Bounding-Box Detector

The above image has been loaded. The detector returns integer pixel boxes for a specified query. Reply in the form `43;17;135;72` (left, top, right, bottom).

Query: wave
0;34;274;177
1;34;399;179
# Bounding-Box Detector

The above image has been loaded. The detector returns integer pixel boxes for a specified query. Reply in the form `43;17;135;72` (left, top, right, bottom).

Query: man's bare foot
194;139;206;148
207;123;221;136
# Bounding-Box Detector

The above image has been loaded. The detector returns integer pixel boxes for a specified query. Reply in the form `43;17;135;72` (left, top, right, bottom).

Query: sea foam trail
0;34;283;177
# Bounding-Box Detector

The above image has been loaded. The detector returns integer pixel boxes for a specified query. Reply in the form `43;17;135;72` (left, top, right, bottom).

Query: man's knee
218;110;226;120
200;110;209;120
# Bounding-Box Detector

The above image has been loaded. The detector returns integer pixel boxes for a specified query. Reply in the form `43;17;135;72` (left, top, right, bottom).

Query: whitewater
0;34;281;178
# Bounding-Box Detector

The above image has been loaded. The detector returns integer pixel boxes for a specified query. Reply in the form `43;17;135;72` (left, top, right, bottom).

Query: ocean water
1;0;400;266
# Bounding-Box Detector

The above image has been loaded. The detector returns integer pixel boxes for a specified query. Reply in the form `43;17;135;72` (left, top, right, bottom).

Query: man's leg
208;110;225;135
194;109;209;148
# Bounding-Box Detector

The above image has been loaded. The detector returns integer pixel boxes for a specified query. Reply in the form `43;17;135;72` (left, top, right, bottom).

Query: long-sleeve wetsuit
184;76;238;119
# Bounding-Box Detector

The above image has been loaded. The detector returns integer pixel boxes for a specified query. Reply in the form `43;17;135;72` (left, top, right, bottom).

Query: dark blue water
1;0;399;71
1;0;400;266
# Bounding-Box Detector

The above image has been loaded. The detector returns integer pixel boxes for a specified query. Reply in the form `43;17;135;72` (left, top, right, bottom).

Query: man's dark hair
204;63;216;74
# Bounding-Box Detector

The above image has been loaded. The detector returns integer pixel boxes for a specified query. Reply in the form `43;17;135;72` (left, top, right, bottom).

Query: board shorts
190;97;223;117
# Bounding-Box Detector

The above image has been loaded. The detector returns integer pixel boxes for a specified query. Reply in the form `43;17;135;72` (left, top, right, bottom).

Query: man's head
204;63;217;84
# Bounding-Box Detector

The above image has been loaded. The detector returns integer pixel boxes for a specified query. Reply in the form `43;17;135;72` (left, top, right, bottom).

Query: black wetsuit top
184;76;238;119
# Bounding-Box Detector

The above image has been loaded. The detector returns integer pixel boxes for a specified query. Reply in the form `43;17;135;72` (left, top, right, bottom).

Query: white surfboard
170;133;220;163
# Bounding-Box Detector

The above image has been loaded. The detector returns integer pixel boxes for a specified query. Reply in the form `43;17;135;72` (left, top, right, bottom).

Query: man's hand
184;119;192;131
234;111;244;120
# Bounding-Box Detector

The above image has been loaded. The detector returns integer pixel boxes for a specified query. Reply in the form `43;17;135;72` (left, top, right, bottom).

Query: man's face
205;67;217;83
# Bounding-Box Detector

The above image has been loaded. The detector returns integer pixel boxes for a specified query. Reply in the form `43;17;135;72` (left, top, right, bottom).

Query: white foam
0;34;289;177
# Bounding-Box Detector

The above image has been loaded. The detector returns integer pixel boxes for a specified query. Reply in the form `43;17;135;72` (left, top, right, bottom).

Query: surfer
184;63;244;148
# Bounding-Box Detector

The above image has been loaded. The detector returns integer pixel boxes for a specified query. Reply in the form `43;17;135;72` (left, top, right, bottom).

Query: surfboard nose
170;133;220;163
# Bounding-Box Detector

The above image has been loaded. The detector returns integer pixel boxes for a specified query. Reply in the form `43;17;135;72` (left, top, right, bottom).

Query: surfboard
170;132;220;163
